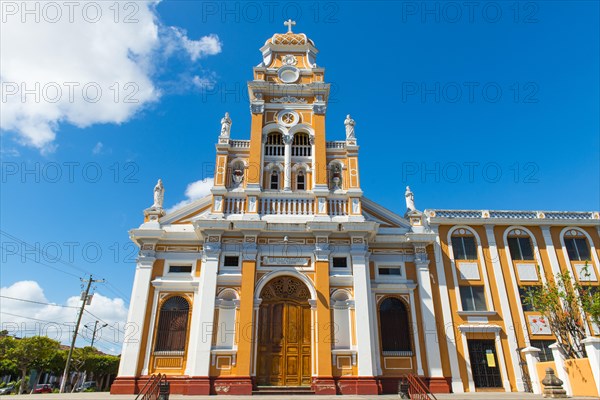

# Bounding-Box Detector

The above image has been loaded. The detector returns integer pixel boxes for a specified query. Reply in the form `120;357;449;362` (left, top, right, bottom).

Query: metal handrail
405;374;438;400
135;373;165;400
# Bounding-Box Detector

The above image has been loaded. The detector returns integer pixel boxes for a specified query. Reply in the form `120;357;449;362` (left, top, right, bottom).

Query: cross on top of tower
284;19;296;33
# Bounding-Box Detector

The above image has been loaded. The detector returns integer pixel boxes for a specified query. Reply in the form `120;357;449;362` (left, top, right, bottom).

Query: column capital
413;243;429;263
137;254;156;268
202;241;222;262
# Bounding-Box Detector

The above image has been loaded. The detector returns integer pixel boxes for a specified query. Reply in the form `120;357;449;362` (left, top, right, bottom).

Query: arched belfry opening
256;276;312;387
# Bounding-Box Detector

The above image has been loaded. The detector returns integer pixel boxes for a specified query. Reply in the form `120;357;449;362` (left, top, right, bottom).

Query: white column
494;330;512;392
117;255;155;376
549;342;573;396
408;290;424;375
521;346;542;394
284;136;292;191
187;244;220;377
414;246;444;379
431;229;463;393
540;226;563;279
484;225;525;391
351;252;376;376
582;337;600;397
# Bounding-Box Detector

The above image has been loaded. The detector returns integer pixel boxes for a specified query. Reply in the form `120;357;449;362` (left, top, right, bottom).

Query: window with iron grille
154;296;190;353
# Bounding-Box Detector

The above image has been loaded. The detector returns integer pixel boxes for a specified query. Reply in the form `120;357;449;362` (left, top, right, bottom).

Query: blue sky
1;1;598;352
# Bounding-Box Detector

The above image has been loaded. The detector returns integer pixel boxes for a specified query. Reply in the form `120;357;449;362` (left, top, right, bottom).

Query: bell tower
210;21;363;221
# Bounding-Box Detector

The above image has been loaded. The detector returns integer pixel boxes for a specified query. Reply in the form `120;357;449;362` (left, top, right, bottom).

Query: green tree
8;336;61;395
0;335;18;378
526;264;600;359
88;354;120;391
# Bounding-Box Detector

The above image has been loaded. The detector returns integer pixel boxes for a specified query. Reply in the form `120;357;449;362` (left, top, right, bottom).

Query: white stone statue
405;186;415;212
153;179;164;209
344;114;355;140
220;112;231;137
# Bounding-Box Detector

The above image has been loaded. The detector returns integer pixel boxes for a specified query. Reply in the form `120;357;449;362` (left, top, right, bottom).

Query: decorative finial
153;179;164;209
405;186;415;212
284;19;296;33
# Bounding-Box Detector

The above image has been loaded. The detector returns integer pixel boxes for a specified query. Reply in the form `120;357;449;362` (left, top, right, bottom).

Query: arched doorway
256;276;312;387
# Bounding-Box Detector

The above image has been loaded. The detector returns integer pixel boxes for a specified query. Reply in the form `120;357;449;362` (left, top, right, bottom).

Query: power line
0;295;79;309
100;281;131;305
1;230;134;304
0;230;92;276
0;311;75;325
0;244;82;279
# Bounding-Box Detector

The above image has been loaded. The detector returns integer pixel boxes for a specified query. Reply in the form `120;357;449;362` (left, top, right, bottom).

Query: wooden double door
256;277;312;386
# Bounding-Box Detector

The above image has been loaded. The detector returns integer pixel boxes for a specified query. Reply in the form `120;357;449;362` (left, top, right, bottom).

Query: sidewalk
9;393;600;400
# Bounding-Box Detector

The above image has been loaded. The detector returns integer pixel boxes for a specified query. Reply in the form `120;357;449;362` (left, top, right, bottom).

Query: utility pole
59;275;104;393
85;320;108;348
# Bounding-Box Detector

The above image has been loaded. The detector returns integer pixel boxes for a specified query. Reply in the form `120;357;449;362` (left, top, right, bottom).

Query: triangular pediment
361;197;411;229
160;196;213;225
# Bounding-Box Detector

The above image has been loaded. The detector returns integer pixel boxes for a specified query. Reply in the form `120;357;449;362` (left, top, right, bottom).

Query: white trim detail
484;225;525;392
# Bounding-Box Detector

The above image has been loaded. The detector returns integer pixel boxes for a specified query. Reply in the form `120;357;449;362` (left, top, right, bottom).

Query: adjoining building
111;23;600;395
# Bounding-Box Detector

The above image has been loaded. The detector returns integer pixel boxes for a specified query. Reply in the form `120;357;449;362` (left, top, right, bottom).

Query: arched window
270;170;280;190
296;170;306;190
564;230;591;261
379;297;411;354
507;229;534;261
292;132;311;157
154;296;190;353
451;230;477;260
265;132;284;156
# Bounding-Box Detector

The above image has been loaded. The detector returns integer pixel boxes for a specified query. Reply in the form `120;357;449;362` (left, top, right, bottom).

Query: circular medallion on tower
277;110;299;127
278;66;300;83
282;54;298;66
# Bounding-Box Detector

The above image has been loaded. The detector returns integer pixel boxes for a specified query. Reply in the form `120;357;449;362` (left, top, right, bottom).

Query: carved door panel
256;276;312;387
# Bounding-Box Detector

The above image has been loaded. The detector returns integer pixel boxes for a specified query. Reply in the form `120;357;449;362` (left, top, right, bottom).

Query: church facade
111;23;600;395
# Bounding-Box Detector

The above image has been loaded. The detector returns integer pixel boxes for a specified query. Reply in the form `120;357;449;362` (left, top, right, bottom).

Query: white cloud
0;1;222;153
92;142;104;155
167;178;214;213
0;280;128;355
170;28;222;61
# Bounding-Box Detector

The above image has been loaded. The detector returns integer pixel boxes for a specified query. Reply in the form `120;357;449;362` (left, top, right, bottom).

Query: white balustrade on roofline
221;196;350;217
261;197;315;215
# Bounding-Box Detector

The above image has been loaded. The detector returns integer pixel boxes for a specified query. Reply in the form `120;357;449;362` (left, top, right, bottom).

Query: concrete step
253;386;315;395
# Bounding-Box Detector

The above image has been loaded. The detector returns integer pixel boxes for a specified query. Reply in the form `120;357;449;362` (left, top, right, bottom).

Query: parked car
0;384;15;395
33;384;52;394
74;381;97;392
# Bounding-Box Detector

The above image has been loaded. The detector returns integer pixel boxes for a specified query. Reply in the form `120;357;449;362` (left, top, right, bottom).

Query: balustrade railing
261;198;315;215
328;199;348;216
225;197;246;214
265;144;284;156
229;140;250;148
292;145;311;157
